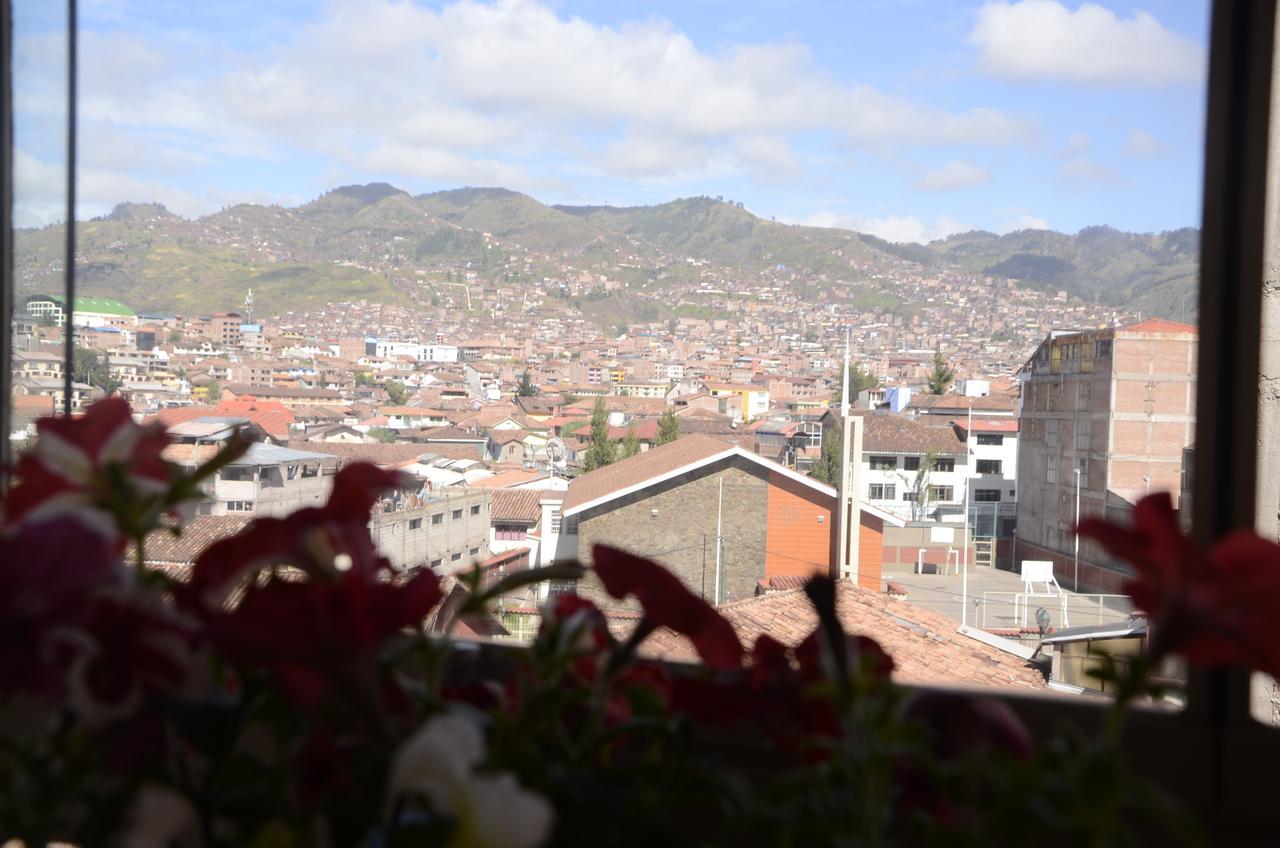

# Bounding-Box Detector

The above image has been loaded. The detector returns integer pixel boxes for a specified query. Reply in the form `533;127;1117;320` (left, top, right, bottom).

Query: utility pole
714;477;724;605
961;402;973;628
1074;467;1082;591
835;328;863;583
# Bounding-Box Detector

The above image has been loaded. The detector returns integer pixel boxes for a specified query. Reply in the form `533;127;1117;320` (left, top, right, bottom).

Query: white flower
389;714;554;848
115;784;202;848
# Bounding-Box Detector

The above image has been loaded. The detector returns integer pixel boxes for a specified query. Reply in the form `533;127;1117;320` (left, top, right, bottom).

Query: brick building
552;434;902;608
1015;319;1197;592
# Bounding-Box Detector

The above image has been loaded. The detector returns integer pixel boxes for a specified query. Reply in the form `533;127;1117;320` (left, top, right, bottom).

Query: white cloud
1124;129;1165;157
915;160;989;191
970;0;1204;85
12;0;1039;224
804;211;972;244
995;212;1050;232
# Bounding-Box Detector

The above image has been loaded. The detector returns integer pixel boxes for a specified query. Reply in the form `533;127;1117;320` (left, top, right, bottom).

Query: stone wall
574;457;768;608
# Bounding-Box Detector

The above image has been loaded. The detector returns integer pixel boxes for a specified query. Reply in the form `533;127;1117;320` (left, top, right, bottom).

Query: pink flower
1078;492;1280;676
591;545;743;670
4;396;172;538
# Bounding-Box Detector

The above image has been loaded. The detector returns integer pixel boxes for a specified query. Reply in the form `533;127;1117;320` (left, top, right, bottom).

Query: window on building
495;524;528;541
976;433;1003;446
549;510;562;533
452;509;463;520
1075;418;1092;452
1047;418;1059;448
932;457;955;472
432;513;443;525
226;500;255;512
868;483;895;500
563;516;579;535
429;559;442;569
903;456;921;471
1094;340;1113;358
928;485;954;502
902;492;918;502
469;547;479;556
974;489;1002;503
470;504;481;515
409;518;422;530
976;459;1002;475
1046;455;1057;485
1076;457;1090;489
450;552;462;562
869;455;896;470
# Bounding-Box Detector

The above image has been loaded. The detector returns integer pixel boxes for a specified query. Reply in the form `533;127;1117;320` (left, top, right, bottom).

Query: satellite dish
546;437;568;469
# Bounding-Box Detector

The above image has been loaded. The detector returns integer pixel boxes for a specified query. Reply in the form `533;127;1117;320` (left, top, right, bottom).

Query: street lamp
1073;466;1081;592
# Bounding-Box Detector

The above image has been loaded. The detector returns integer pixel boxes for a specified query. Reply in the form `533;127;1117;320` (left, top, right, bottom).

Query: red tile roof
491;489;551;523
861;413;966;455
1120;318;1198;335
638;582;1045;690
950;418;1020;434
561;434;734;513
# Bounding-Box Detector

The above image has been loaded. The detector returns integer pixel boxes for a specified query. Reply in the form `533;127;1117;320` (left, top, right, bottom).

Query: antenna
840;326;851;417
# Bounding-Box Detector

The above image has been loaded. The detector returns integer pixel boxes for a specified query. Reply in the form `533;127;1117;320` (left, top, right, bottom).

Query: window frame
0;0;1275;837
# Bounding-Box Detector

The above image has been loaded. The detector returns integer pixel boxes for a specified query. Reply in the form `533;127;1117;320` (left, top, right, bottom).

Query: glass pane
14;1;1212;700
10;0;70;456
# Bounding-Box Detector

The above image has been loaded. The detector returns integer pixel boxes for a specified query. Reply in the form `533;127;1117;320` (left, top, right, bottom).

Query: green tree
516;369;538;397
831;367;879;407
167;329;183;345
354;371;374;387
621;426;641;459
655;409;680;446
582;397;617;472
205;380;222;403
897;451;938;521
926;347;956;395
368;427;397;443
809;423;841;486
384;379;408;406
72;347;121;395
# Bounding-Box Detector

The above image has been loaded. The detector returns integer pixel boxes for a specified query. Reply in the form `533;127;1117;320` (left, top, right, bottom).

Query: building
22;294;137;328
951;417;1020;537
701;382;771;423
165;442;340;517
1015;319;1197;593
369;487;492;573
548;434;903;607
821;411;969;523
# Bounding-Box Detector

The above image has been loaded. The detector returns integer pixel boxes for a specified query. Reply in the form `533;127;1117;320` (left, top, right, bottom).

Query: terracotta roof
562;434;732;514
415;426;483;441
131;515;252;565
861;413;966;455
282;439;428;467
468;469;560;490
491;489;548;523
950;418;1020;434
1120;318;1198;335
606;419;659;441
907;394;1014;413
638;582;1045;690
223;384;343;400
147;399;296;440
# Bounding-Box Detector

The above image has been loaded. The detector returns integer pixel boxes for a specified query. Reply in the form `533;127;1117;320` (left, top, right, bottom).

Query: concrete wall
574;457;769;608
881;524;977;575
370;489;492;572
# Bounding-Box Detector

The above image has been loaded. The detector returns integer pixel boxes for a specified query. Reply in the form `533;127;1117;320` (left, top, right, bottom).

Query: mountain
12;184;1200;320
917;225;1199;318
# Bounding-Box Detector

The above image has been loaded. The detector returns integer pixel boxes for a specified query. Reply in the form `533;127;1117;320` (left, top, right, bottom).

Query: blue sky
12;0;1210;241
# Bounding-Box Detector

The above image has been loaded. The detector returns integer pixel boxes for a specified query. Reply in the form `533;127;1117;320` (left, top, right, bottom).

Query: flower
0;515;123;697
591;545;742;670
189;463;442;704
901;692;1034;762
389;713;554;848
1078;492;1280;676
4;396;172;538
186;462;408;606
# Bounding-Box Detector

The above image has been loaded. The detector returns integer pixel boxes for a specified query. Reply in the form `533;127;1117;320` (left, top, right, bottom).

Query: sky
11;0;1211;242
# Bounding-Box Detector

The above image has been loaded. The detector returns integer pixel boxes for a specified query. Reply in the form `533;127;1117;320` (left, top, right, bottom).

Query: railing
979;591;1134;631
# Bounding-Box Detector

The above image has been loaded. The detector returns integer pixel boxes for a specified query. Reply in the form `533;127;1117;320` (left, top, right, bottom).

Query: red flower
189;463;443;704
1078;492;1280;676
794;631;895;684
592;545;743;670
187;462;409;606
4;396;172;537
0;516;122;696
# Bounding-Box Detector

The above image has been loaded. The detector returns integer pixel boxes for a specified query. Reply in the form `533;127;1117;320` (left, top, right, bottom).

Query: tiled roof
282;439;428;467
468;469;561;489
907;394;1014;414
561;434;733;513
861;413;966;455
491;489;550;523
638;582;1045;690
1119;318;1198;335
950;418;1019;434
131;516;252;565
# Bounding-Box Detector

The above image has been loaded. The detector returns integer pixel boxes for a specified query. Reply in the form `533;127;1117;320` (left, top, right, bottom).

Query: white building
954;417;1019;537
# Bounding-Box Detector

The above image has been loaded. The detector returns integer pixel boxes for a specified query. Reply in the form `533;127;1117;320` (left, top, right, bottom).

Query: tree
655;409;680;446
621;426;641;459
897;451;938;521
167;329;183;345
926;347;955;395
206;380;222;403
582;397;617;472
809;423;841;486
384;379;408;406
831;367;879;408
516;369;538;397
354;371;374;387
72;347;120;395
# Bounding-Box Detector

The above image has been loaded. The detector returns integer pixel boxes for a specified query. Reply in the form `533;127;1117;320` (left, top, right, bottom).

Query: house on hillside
546;434;903;608
164;442;339;517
